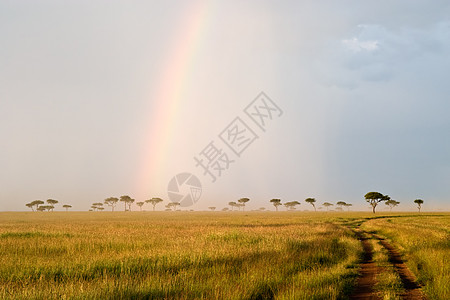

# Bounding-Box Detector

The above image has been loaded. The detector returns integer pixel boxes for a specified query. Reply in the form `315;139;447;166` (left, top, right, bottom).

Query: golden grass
0;212;361;299
1;211;447;299
361;214;450;300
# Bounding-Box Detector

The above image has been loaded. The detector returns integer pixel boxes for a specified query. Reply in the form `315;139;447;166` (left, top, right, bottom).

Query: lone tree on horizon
238;198;250;211
385;199;400;211
208;207;216;211
305;198;317;211
414;199;424;213
46;199;58;211
270;199;282;211
104;197;119;211
323;202;333;211
365;192;390;213
145;198;164;211
62;204;72;211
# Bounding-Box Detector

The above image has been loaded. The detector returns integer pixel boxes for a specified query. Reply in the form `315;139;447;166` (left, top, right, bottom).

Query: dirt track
349;230;380;300
373;234;428;300
348;223;427;300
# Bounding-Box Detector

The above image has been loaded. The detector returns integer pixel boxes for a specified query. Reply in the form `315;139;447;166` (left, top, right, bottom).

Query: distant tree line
25;193;425;213
89;196;167;212
25;199;72;212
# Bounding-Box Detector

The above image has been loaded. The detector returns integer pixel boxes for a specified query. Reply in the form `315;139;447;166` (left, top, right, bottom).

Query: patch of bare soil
349;229;381;300
372;234;428;300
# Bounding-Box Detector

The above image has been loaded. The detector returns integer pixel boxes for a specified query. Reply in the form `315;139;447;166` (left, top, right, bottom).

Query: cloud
317;21;450;88
342;37;379;53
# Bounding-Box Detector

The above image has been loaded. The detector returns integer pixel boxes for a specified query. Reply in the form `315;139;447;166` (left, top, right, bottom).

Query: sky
1;0;449;212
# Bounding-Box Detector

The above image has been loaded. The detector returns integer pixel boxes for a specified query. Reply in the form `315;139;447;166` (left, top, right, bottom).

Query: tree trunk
372;205;376;213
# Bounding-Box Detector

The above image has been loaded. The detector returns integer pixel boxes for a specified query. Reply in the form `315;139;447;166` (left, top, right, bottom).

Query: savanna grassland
0;212;448;299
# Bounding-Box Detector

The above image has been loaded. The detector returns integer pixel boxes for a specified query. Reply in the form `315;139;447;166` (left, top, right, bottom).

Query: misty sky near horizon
1;0;450;212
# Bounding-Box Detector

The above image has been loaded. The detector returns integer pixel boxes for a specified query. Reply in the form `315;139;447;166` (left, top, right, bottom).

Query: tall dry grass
0;212;361;299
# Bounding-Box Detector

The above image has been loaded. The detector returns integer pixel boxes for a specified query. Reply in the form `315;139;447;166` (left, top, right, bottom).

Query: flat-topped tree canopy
365;192;390;213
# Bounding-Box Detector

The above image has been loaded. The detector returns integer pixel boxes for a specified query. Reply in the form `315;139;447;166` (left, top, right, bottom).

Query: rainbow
137;2;213;198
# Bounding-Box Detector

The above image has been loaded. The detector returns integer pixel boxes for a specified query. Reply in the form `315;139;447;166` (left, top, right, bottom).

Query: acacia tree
41;205;53;212
414;199;424;212
323;202;333;211
167;202;180;211
228;201;238;211
365;192;390;213
104;197;119;211
120;195;134;211
208;207;216;211
31;200;45;211
62;204;72;211
126;198;135;211
385;199;400;211
238;198;250;211
92;203;103;211
145;198;164;211
26;203;34;211
336;201;347;211
305;198;317;211
136;202;145;211
344;203;353;211
284;201;301;211
37;206;46;212
270;199;282;212
46;199;58;211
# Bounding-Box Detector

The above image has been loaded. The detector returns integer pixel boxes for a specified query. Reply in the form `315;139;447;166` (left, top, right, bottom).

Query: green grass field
0;212;448;299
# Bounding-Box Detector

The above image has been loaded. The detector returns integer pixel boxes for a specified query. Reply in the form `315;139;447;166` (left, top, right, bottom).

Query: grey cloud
318;21;450;88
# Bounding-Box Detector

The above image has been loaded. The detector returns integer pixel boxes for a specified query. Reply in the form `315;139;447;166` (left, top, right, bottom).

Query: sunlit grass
0;212;361;299
0;212;447;299
361;214;450;300
371;238;403;300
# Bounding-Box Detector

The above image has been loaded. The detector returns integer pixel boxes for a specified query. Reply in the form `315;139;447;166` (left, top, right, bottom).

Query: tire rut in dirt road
349;229;381;300
372;234;428;300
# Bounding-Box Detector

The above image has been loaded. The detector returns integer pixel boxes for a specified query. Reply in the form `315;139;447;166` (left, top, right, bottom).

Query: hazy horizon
1;1;450;212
